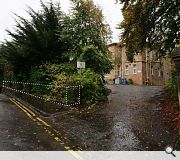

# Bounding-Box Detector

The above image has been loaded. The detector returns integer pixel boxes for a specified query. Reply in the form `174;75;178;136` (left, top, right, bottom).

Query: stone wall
105;43;172;86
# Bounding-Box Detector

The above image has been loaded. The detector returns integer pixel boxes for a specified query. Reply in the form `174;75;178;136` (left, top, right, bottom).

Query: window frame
151;67;154;75
125;65;129;75
158;69;161;77
132;64;137;74
115;65;121;76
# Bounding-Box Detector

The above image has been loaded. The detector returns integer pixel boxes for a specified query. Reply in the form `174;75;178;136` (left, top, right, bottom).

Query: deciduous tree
117;0;180;61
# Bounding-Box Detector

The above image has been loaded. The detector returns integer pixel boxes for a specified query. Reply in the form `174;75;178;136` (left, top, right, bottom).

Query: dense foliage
70;0;112;57
0;0;112;105
165;71;178;99
0;1;70;80
44;69;109;105
117;0;180;61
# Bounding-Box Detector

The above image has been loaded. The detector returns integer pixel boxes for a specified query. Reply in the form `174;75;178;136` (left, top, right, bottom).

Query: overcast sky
0;0;123;43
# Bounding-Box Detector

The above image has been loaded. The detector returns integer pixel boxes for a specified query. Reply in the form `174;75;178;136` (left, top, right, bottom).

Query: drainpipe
150;51;152;85
122;46;124;79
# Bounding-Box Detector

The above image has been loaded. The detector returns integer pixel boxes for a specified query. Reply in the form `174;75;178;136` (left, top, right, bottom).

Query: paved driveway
46;85;178;150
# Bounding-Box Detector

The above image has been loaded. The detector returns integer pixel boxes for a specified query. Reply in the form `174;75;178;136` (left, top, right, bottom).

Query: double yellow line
9;98;84;160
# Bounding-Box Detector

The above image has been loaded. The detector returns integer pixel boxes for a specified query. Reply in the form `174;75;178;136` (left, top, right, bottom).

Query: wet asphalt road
46;85;178;150
0;94;65;150
0;85;178;150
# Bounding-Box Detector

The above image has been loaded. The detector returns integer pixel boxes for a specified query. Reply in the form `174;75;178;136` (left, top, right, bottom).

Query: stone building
105;42;172;85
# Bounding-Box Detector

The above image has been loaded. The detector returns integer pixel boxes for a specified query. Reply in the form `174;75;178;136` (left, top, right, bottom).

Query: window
151;66;154;75
158;68;161;77
125;65;129;75
132;64;137;74
115;65;120;76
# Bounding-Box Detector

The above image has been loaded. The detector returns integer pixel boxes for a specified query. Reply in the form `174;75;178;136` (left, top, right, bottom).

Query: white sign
77;62;85;69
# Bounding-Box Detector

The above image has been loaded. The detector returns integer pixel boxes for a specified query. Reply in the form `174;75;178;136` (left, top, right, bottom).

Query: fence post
65;86;68;106
78;85;81;105
1;80;4;93
2;80;4;88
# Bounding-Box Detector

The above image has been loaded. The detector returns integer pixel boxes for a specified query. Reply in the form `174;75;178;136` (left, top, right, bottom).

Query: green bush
47;69;109;106
29;63;77;83
127;79;133;84
27;64;110;106
165;72;178;99
69;69;109;105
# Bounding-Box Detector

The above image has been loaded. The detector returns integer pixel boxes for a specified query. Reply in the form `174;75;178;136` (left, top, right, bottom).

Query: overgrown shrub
69;69;109;105
165;72;178;99
25;62;110;106
127;79;133;84
46;69;109;106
